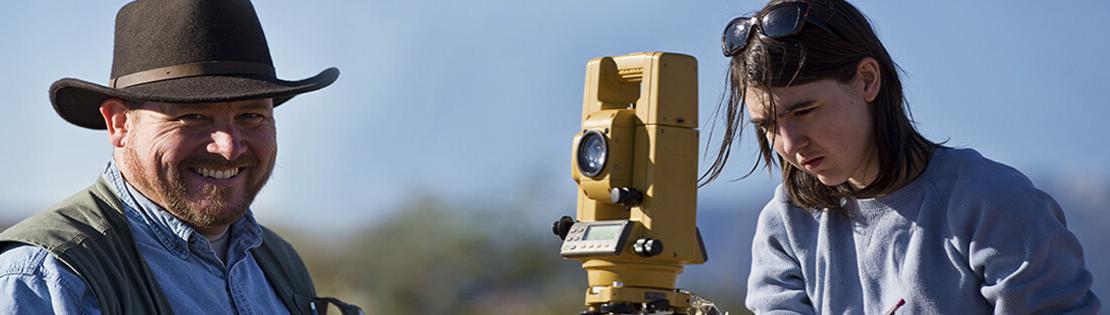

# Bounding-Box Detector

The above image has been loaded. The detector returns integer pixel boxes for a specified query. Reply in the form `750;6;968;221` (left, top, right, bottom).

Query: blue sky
2;0;1109;230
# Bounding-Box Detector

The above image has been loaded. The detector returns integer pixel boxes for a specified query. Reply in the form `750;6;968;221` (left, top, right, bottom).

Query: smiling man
107;100;279;238
0;0;360;314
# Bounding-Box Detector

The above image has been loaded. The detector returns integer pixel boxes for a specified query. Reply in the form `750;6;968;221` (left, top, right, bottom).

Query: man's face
746;79;877;188
118;98;277;233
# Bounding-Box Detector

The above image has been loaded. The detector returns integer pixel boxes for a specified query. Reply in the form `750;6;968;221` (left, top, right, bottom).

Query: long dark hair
701;0;937;213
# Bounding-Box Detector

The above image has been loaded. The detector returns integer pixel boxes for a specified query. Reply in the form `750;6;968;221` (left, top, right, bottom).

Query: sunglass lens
723;18;752;56
761;5;804;38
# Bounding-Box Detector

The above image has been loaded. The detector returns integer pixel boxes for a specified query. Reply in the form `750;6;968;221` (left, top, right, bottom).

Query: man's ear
99;98;131;148
856;57;882;103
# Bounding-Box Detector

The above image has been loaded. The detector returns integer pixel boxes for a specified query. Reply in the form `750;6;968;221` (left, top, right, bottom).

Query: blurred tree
289;197;588;314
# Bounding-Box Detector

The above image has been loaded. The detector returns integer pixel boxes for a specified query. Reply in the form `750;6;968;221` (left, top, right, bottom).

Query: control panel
560;220;633;258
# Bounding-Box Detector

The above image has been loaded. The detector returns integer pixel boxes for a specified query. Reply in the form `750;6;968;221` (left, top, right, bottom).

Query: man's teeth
194;168;240;179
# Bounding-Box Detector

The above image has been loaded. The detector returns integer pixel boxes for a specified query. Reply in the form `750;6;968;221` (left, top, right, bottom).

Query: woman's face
745;78;878;189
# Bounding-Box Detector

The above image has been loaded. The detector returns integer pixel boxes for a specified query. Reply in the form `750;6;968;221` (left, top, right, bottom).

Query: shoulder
755;184;819;238
931;147;1039;197
930;148;1066;232
0;244;94;309
0;186;116;254
0;244;53;277
762;184;820;218
0;244;85;285
926;147;1053;214
757;184;794;227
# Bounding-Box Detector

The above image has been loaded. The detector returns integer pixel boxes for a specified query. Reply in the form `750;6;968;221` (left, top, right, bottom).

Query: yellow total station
553;52;707;315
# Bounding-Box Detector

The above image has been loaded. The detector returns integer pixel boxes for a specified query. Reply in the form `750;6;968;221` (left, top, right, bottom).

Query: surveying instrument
552;52;720;315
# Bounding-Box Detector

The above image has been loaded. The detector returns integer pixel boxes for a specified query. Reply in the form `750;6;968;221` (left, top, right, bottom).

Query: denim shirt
0;162;290;315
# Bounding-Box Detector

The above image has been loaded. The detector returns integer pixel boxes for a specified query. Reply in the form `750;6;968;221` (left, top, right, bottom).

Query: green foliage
289;198;589;314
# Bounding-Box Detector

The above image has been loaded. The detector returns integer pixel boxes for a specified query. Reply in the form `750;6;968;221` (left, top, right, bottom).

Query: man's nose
208;127;247;161
776;122;808;156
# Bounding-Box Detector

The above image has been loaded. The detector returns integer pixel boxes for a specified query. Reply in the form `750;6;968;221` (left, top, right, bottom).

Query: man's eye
177;114;207;121
239;113;266;121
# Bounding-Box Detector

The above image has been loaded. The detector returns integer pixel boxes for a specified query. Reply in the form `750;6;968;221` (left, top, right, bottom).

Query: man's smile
189;167;244;180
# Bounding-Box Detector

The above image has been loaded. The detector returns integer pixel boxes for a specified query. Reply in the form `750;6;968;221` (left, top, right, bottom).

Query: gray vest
0;178;330;315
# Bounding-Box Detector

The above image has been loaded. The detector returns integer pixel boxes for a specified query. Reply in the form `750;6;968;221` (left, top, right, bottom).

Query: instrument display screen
583;224;621;241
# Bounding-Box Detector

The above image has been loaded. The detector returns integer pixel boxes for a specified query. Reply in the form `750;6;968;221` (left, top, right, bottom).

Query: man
0;0;360;314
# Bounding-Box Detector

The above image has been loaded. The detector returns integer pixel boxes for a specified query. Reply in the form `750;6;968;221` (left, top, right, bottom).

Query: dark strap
311;296;365;315
253;227;319;315
108;61;275;88
253;228;363;315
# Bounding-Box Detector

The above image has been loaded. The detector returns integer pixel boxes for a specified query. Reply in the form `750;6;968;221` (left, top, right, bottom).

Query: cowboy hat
49;0;339;129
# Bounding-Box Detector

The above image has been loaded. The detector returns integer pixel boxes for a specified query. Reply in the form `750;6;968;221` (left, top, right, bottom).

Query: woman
705;0;1101;313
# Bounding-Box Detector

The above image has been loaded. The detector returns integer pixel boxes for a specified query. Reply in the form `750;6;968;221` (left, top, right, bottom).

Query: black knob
609;187;643;207
599;302;639;314
645;299;671;312
633;238;664;257
552;216;575;240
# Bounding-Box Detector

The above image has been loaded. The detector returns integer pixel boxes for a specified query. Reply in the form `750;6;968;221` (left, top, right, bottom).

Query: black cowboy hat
50;0;339;129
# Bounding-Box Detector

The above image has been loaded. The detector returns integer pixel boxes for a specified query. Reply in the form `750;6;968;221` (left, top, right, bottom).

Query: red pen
884;298;905;315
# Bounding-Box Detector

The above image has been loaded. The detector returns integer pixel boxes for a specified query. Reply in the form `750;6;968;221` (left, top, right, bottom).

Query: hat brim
50;67;339;129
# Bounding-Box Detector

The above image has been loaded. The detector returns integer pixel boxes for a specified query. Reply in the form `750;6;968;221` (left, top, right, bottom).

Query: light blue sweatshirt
746;147;1100;314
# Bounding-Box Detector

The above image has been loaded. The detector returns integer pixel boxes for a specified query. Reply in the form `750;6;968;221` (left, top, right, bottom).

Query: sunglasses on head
721;2;836;57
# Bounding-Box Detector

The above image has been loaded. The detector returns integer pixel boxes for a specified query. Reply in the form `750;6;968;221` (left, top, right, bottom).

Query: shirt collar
101;160;263;260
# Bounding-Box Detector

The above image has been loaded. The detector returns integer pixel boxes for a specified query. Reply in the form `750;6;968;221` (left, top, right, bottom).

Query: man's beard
121;146;274;231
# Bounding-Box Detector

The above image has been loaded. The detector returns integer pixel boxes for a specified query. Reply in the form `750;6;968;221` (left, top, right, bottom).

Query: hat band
108;61;276;88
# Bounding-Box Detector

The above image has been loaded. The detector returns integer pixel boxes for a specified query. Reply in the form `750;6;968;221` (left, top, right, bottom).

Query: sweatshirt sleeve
746;199;815;314
955;172;1100;314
